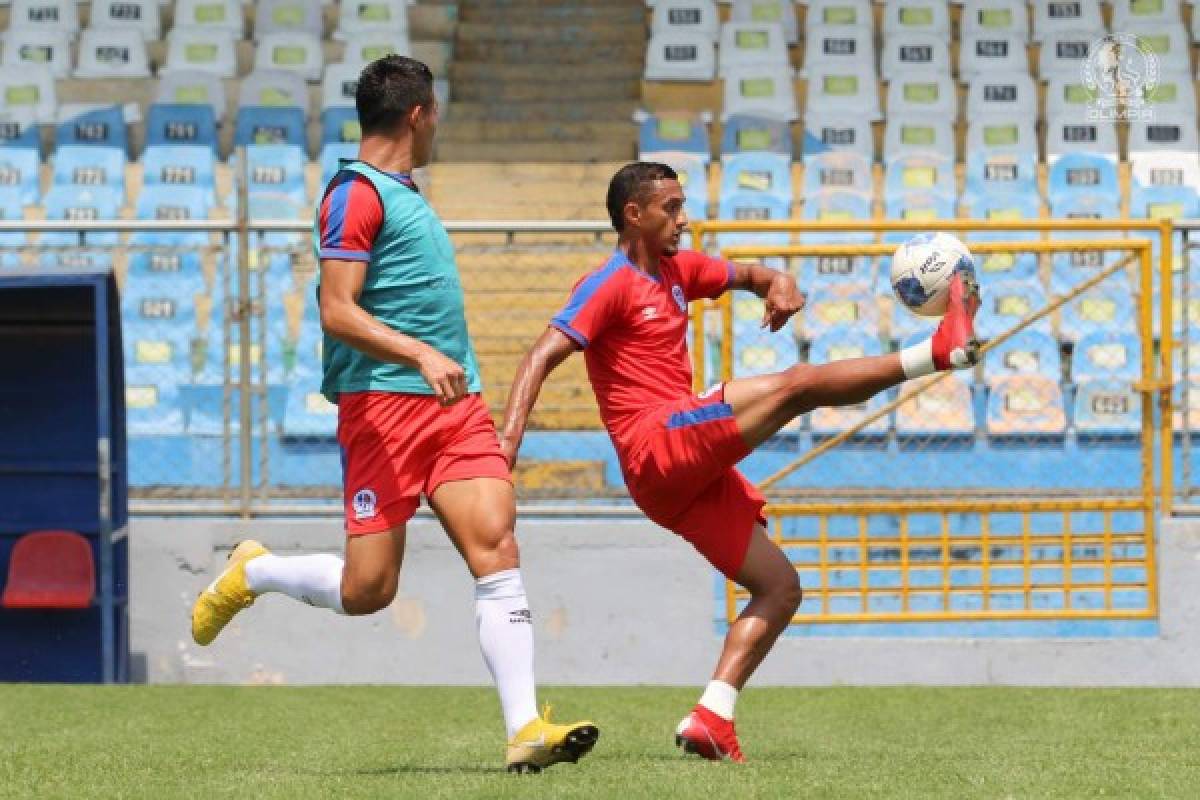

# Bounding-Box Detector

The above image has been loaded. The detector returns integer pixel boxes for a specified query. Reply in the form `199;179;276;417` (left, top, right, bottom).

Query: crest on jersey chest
670;284;686;312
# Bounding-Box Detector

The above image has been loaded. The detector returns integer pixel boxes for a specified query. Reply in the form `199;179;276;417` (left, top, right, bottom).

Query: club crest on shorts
352;488;377;520
671;284;686;312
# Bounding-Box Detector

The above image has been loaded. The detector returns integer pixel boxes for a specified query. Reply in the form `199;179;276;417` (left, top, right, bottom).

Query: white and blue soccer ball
890;232;975;318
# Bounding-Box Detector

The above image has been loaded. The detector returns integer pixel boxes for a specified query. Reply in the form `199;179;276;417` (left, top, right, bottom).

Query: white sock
900;337;936;379
244;553;346;614
475;568;539;739
699;680;739;721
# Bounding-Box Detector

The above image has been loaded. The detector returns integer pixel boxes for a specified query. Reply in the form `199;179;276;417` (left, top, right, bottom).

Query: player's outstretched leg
429;477;599;773
676;527;800;763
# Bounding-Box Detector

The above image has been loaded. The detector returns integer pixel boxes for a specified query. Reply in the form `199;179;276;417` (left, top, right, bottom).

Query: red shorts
336;391;511;535
622;385;766;579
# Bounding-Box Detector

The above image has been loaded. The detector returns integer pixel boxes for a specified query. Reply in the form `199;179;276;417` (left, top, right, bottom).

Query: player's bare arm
729;261;806;332
318;258;468;405
498;326;577;467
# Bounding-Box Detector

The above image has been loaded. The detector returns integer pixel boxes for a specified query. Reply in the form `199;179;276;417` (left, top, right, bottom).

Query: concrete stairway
440;0;644;162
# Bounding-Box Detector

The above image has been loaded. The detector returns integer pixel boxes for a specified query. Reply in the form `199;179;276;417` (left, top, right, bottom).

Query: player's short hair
606;162;680;232
356;55;436;137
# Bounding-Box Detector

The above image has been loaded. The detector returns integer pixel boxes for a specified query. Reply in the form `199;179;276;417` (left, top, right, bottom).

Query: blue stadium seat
1049;249;1131;295
801;115;873;161
884;154;955;202
802;151;872;197
799;254;874;291
320;107;361;147
1049;193;1121;233
143;145;217;205
1130;184;1200;223
1072;331;1141;382
282;381;337;436
1073;378;1140;437
234;106;307;150
975;280;1051;340
0;111;41;154
720;114;792;159
800;190;872;244
52;145;126;198
720;152;792;204
716;190;790;247
246;144;307;196
802;286;879;338
983;330;1061;385
963;147;1038;210
1060;286;1136;343
125;366;186;434
41;185;122;247
960;192;1043;242
883;192;956;243
131;185;212;247
146;104;218;153
319;142;358;187
56;106;127;153
122;305;196;384
1047;152;1120;207
638;113;710;162
985;375;1067;436
895;373;976;436
0;147;40;206
127;250;205;279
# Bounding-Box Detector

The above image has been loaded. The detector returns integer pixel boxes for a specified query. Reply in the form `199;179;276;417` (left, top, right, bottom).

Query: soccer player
499;162;979;762
190;56;598;774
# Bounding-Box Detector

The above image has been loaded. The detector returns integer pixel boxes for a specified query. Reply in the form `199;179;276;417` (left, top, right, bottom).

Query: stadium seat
235;106;307;150
1048;153;1120;207
960;0;1030;39
127;249;205;279
720;114;791;159
334;0;410;42
1073;378;1140;436
803;63;881;121
883;191;956;239
961;191;1043;239
155;72;227;123
1044;76;1097;120
1126;25;1190;73
1044;116;1118;164
1129;184;1200;227
0;195;29;264
245;144;307;196
985;375;1067;436
730;0;797;44
255;32;325;82
962;136;1038;208
802;151;872;197
3;28;72;79
801;286;880;339
799;252;874;291
74;27;151;78
90;0;161;40
0;66;57;124
1049;194;1122;244
1111;0;1182;27
722;65;798;121
718;22;789;76
653;151;707;220
1142;71;1197;118
983;330;1061;385
175;0;245;37
885;153;955;204
239;70;312;117
802;114;874;160
965;71;1037;122
52;145;125;198
1060;286;1137;343
56;106;127;152
321;62;360;110
895;373;977;436
716;190;790;247
881;0;952;37
256;0;325;39
881;33;952;77
888;70;958;120
0;108;41;154
1032;0;1105;40
125;366;187;434
8;0;80;38
1128;116;1200;166
122;288;198;381
721;152;792;204
341;32;413;67
162;27;238;79
0;147;40;206
639;113;710;161
800;189;873;244
131;185;212;247
282;382;338;436
806;0;872;28
811;390;891;436
958;32;1029;78
0;530;94;609
1073;331;1141;382
145;103;218;154
320;107;362;147
644;32;717;81
1049;249;1129;295
975;280;1051;340
1038;31;1096;78
973;250;1039;286
801;24;875;73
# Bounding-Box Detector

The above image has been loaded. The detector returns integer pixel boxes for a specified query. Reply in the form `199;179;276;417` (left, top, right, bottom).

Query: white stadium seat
1045;114;1118;163
155;70;228;122
255;0;325;39
254;32;325;82
8;0;80;38
239;70;311;116
322;62;361;110
806;0;873;28
886;70;957;119
722;64;798;121
90;0;161;41
1038;31;1097;78
802;24;875;73
884;113;956;161
881;33;952;77
0;65;57;124
2;28;72;79
75;28;152;79
881;0;952;38
175;0;245;38
645;32;717;81
730;0;798;45
161;28;238;78
341;32;414;66
960;0;1029;40
1032;0;1105;41
1111;0;1182;28
804;63;881;121
718;23;789;76
1126;25;1191;74
958;33;1029;78
334;0;410;42
966;70;1037;121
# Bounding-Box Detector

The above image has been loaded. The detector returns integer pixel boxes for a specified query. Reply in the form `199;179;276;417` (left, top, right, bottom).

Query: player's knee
780;572;803;615
471;528;519;576
340;573;398;615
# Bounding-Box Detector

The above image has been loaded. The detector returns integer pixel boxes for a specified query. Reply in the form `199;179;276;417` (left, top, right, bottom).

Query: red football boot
674;705;746;763
931;267;981;370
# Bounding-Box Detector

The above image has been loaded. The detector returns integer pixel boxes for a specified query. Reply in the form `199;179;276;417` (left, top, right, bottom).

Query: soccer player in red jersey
499;162;980;762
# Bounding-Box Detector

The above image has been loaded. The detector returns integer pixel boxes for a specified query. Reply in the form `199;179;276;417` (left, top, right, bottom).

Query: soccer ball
890;232;975;317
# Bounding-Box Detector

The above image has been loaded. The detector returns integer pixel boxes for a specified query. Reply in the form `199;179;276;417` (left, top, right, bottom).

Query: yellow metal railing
684;220;1170;625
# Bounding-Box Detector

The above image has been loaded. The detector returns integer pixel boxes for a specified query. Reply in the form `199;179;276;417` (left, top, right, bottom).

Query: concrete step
437;140;636;162
449;79;638;104
451;60;643;83
441;119;633;143
454;38;643;63
446;101;638;122
460;4;643;25
456;21;642;44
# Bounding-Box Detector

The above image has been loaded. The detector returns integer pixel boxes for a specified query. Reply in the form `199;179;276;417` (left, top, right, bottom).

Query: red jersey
550;249;734;459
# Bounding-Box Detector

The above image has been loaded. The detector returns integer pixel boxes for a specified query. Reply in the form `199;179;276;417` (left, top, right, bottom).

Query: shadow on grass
349;765;502;776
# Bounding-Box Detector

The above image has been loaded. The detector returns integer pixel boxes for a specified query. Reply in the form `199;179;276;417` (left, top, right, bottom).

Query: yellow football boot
505;705;599;774
191;540;268;646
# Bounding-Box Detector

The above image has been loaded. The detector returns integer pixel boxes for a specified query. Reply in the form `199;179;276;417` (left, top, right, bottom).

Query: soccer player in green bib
190;56;597;773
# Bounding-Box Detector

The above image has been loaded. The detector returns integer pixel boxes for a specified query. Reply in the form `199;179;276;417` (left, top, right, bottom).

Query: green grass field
2;685;1198;799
